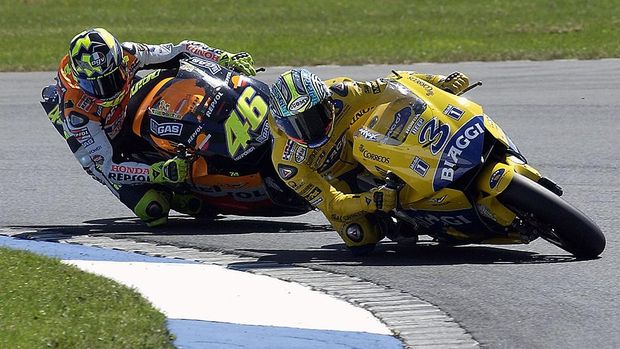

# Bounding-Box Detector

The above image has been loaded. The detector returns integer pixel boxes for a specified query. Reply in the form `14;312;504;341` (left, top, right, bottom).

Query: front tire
498;174;605;259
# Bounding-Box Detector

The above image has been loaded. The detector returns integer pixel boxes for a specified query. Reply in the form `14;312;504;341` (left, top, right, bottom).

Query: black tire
498;173;606;259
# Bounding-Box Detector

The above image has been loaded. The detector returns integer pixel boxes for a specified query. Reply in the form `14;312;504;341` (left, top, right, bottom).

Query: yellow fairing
354;72;485;201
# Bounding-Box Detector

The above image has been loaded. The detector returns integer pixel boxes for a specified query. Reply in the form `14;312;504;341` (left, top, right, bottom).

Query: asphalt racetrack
1;59;619;348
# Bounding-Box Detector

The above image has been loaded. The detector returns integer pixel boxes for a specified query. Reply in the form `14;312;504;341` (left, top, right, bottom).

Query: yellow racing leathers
270;73;460;254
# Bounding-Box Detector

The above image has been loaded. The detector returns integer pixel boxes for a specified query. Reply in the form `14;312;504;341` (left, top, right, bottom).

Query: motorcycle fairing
354;77;488;200
134;58;271;162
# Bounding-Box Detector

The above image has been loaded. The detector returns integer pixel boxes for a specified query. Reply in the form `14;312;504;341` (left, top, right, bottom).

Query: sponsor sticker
330;83;348;97
278;164;298;180
410;156;429;177
432;116;485;191
282;139;296;161
359;144;390;164
294;146;307;163
443;105;464;120
150;119;183;136
489;168;506;189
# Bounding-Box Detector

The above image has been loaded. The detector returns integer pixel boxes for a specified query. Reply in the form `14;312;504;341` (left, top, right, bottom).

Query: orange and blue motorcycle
41;58;311;218
352;71;605;259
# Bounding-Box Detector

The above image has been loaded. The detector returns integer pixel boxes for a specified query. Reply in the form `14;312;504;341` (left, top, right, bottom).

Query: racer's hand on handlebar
219;51;257;76
148;157;189;184
361;186;397;213
439;71;469;95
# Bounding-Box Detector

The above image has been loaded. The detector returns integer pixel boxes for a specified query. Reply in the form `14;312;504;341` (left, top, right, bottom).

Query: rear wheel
498;174;605;259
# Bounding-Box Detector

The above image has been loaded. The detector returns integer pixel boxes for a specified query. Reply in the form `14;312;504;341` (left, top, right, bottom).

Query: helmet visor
77;66;127;101
286;101;334;148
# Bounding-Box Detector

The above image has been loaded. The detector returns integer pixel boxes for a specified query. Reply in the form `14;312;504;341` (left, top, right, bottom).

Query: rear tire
498;174;605;259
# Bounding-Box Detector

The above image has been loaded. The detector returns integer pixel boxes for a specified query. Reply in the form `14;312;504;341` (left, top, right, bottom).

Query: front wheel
498;174;605;259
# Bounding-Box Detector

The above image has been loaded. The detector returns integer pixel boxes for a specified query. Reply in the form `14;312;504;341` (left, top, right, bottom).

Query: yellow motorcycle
352;71;605;259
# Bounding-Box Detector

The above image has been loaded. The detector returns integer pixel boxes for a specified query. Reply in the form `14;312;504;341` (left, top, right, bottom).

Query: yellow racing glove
359;186;397;213
148;157;189;184
438;71;470;94
218;52;257;76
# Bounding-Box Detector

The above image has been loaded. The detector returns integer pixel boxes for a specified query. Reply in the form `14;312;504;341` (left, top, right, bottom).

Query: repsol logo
204;91;223;118
108;173;147;182
359;145;389;163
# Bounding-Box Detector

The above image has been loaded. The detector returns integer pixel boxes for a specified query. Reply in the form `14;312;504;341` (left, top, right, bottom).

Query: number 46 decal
224;86;268;157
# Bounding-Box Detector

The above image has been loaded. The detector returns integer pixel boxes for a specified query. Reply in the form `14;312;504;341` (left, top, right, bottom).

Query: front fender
475;160;543;226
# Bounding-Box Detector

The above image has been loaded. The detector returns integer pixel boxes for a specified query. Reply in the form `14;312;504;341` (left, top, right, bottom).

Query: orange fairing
154;79;205;119
191;157;209;177
133;77;173;136
190;157;261;187
133;78;205;136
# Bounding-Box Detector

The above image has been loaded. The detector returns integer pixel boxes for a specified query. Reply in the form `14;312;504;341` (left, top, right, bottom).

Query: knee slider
340;218;382;249
134;189;170;226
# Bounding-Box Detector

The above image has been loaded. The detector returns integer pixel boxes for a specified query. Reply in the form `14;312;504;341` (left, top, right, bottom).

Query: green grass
1;0;618;71
0;247;175;349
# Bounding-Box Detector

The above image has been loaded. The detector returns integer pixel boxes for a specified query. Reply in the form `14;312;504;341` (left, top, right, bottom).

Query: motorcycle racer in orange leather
49;27;257;227
269;69;469;254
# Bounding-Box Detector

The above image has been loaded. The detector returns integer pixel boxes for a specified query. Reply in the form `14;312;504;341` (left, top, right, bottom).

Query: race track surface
1;59;619;348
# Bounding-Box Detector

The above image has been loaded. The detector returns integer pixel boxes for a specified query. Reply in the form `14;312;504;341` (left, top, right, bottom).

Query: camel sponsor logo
150;119;183;136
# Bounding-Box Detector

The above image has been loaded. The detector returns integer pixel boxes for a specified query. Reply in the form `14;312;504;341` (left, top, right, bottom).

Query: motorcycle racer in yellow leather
269;69;469;254
49;27;256;227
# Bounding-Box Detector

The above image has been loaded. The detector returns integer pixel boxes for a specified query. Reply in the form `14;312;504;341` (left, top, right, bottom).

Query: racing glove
360;186;397;213
438;72;469;95
218;52;257;76
148;158;188;184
